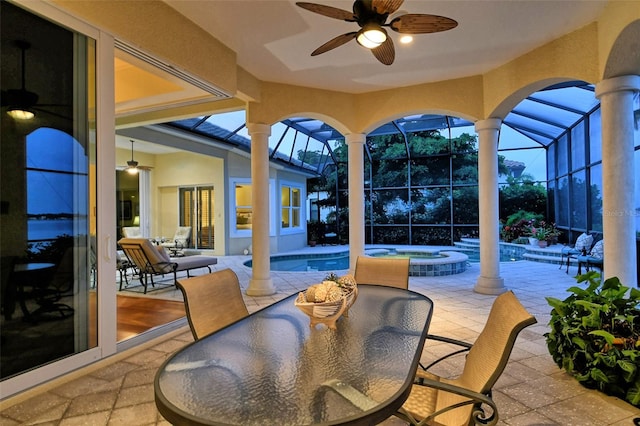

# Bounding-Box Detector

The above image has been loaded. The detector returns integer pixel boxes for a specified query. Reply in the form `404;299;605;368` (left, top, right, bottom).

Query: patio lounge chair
122;226;142;238
394;290;536;426
176;268;249;340
118;238;217;294
161;226;192;256
354;255;410;289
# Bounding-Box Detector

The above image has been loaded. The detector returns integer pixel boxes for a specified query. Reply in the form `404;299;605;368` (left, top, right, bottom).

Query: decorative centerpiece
295;273;357;329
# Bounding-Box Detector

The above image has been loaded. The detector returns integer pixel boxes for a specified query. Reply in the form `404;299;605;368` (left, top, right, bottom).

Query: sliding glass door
179;186;214;249
1;1;97;381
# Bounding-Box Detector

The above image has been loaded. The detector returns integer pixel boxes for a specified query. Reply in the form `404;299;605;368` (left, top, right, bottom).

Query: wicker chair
354;255;410;289
176;268;249;340
395;290;537;426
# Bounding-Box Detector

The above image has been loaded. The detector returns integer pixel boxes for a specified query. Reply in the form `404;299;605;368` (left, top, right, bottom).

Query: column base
474;276;506;295
246;278;276;296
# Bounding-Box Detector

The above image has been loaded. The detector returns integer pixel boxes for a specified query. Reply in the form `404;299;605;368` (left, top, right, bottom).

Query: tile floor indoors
1;249;639;425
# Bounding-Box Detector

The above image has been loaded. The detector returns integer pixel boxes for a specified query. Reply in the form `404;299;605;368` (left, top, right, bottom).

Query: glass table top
155;285;433;425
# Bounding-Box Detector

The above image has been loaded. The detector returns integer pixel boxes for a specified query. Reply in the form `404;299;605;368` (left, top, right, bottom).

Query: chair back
177;268;249;340
173;226;192;246
354;255;410;289
118;238;174;274
436;290;536;424
122;226;142;238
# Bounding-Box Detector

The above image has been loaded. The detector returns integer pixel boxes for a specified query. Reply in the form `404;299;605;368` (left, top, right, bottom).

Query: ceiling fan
296;0;458;65
1;40;69;120
124;140;153;174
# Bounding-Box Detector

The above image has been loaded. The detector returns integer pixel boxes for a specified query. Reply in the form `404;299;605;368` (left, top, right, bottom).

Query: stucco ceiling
162;0;608;94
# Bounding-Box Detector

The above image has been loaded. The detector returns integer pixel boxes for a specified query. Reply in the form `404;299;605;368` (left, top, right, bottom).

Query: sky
27;127;88;215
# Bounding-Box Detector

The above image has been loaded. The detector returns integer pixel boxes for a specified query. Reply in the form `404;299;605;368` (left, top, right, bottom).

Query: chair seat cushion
561;247;580;255
174;255;217;272
576;255;603;264
401;371;439;421
401;371;473;426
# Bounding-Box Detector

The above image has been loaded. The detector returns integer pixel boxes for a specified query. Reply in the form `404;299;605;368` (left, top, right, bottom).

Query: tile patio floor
1;249;639;425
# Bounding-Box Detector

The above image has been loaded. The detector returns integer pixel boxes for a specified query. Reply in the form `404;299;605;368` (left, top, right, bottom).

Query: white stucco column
346;133;366;272
246;123;275;296
474;118;505;294
595;75;640;286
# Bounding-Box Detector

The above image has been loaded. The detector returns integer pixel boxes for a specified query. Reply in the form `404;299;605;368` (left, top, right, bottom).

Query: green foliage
500;210;541;242
545;272;640;406
499;174;547;220
505;210;543;226
306;220;324;241
312;130;546;245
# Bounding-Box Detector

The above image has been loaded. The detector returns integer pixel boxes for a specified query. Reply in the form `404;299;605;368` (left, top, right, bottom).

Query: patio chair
177;268;249;340
161;226;192;256
354;255;410;289
27;247;76;320
560;232;593;273
122;226;142;238
394;290;536;426
118;238;217;294
576;239;604;275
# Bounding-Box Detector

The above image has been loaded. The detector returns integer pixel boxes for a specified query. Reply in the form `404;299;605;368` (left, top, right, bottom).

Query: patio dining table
154;284;433;425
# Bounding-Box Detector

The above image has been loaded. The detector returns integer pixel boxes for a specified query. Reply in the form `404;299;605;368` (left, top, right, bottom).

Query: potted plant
530;226;548;247
544;271;640;407
307;220;323;247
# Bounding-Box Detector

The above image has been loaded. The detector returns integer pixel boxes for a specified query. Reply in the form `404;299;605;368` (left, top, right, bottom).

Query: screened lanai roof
165;81;598;176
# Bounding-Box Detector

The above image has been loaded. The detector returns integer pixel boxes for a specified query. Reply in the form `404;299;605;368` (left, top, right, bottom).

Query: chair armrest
420;334;472;370
399;374;498;426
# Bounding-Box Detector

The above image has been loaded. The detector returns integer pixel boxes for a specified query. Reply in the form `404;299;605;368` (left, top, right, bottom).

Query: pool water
244;253;350;272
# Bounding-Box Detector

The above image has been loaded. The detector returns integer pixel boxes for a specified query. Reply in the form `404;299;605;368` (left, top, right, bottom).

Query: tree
499;174;547;220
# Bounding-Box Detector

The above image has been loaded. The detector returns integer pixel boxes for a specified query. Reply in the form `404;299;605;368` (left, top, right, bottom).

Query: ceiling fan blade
371;37;394;65
389;14;458;34
296;2;357;22
371;0;404;15
311;32;357;56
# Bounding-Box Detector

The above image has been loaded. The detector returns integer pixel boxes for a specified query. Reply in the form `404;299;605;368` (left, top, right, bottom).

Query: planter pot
529;237;538;247
538;240;548;248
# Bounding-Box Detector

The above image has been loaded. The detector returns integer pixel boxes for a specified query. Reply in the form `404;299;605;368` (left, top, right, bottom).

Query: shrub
545;272;640;407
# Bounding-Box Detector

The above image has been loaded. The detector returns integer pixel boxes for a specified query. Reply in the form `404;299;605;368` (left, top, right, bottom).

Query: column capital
474;118;502;132
246;122;271;136
596;75;640;99
345;133;366;145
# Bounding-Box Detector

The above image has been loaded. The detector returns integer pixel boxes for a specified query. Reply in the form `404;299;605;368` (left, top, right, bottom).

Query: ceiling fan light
7;107;34;120
356;24;386;49
126;167;139;175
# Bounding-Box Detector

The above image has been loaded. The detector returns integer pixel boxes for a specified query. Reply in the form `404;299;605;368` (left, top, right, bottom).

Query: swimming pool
243;248;471;276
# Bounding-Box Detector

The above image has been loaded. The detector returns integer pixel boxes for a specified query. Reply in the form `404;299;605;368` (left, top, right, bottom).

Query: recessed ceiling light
400;35;413;44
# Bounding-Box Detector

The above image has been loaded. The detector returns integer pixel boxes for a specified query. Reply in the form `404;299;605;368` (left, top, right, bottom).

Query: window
235;183;253;232
281;185;301;230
